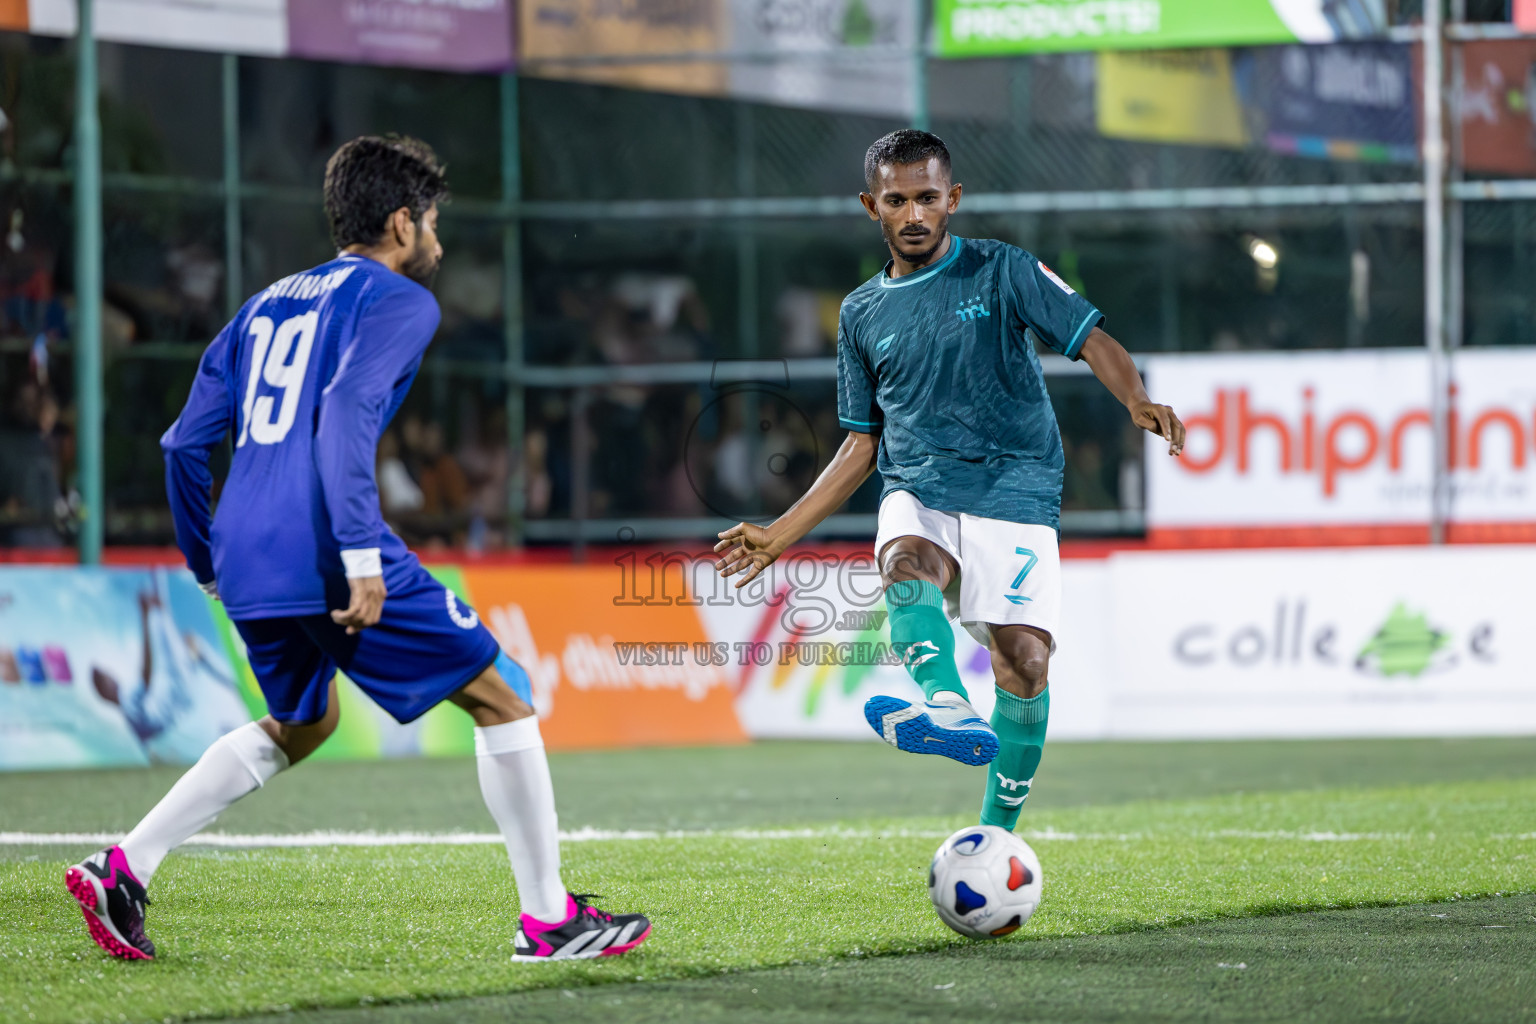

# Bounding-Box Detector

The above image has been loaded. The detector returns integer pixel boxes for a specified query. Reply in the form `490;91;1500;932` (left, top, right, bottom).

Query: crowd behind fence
1;4;1534;550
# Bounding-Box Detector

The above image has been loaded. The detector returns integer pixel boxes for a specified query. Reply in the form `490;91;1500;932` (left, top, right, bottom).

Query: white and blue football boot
863;694;999;766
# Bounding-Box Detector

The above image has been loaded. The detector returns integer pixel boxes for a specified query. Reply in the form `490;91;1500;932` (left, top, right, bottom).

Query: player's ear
391;207;415;248
948;182;963;213
859;191;879;221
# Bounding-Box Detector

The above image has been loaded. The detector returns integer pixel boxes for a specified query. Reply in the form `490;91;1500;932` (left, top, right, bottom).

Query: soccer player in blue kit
65;136;651;963
715;130;1186;831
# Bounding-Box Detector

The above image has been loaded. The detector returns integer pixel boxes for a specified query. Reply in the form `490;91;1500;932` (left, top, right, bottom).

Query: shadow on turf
246;894;1536;1024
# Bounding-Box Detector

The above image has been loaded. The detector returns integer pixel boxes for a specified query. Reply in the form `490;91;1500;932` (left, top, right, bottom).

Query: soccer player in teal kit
715;130;1185;831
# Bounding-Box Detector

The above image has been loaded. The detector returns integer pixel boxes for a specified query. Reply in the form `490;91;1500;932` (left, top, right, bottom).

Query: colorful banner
0;568;251;770
518;0;727;97
1096;48;1248;147
935;0;1386;58
1;0;28;30
6;538;1536;772
726;0;917;117
25;0;288;56
288;0;514;72
1459;40;1536;176
1237;42;1416;163
1144;350;1536;545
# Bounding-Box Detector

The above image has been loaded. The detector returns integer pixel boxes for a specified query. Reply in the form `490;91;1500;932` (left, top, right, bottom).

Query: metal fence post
223;53;243;320
74;0;104;564
1425;0;1449;546
501;72;526;547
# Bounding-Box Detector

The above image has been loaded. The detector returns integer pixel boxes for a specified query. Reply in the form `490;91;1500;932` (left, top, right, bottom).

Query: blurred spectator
377;429;424;516
0;380;65;547
1062;437;1116;511
776;287;841;357
458;407;510;547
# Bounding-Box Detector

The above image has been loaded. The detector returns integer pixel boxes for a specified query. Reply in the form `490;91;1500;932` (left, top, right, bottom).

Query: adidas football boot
65;846;155;960
512;893;652;961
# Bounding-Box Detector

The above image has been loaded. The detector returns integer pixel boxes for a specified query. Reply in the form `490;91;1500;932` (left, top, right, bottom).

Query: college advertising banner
1144;349;1536;545
935;0;1387;58
1104;545;1536;738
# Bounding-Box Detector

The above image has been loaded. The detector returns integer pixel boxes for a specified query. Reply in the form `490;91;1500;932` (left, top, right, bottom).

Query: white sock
474;717;568;923
119;722;289;884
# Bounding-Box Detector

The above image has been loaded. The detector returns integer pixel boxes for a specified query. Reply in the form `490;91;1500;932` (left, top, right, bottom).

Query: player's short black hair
323;135;449;249
863;129;952;191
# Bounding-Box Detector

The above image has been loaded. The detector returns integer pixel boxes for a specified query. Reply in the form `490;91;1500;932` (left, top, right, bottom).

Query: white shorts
874;489;1061;650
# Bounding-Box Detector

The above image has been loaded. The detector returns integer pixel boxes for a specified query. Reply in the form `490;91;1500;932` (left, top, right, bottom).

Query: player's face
401;204;443;287
862;159;962;264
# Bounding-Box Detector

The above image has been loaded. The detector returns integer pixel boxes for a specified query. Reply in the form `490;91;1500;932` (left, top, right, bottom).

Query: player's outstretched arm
160;326;238;597
1079;327;1186;457
715;430;879;588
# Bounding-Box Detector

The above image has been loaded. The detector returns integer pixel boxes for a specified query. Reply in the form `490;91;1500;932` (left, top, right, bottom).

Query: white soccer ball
928;824;1044;940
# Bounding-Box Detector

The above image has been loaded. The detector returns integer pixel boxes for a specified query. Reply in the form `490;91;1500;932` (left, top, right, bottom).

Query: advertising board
1144;350;1536;544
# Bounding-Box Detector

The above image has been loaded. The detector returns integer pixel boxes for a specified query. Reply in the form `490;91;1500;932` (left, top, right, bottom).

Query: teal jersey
837;236;1103;528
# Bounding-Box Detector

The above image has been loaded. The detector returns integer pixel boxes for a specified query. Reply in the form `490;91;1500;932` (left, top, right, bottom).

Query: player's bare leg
979;624;1051;829
66;679;338;959
453;662;651;961
863;536;999;766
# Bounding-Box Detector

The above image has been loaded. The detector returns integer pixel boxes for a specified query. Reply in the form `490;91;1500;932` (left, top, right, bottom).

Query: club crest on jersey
954;295;990;322
445;588;479;630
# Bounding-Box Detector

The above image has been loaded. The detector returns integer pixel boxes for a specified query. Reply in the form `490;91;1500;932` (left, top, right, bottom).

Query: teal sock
980;686;1049;830
885;579;967;703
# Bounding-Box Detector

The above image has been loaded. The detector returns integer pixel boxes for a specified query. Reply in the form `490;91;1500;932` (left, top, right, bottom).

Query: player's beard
883;213;949;266
401;238;441;288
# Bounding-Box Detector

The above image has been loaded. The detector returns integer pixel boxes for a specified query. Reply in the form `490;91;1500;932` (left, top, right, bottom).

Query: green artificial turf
242;893;1536;1024
5;736;1535;838
2;772;1533;1024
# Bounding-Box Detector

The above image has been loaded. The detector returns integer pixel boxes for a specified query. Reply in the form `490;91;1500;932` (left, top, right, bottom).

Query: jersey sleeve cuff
340;547;383;578
839;417;883;433
1063;309;1104;361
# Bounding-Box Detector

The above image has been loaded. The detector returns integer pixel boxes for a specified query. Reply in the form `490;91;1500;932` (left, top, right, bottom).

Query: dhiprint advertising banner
1144;349;1536;545
935;0;1388;57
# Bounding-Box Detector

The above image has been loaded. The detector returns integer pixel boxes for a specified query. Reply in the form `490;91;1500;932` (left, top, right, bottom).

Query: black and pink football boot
65;846;155;960
512;893;651;961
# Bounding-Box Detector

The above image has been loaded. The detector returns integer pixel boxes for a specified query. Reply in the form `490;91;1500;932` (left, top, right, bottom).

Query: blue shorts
234;565;509;725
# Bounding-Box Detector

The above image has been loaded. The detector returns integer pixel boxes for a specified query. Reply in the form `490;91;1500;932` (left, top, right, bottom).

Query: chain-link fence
0;8;1531;550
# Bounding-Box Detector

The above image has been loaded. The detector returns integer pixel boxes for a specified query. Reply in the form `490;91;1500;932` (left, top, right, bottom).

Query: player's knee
992;631;1049;697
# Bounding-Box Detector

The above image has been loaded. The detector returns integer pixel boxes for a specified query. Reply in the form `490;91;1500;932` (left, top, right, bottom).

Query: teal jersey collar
878;235;964;289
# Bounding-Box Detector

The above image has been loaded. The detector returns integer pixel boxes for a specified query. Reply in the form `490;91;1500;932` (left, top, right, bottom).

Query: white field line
1;827;1523;848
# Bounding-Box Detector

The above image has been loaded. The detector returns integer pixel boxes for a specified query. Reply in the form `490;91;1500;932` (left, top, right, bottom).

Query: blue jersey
161;254;440;620
837;236;1103;528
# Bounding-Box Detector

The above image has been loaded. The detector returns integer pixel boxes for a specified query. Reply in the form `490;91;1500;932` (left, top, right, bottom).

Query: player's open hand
1130;400;1186;457
332;575;387;634
714;522;781;589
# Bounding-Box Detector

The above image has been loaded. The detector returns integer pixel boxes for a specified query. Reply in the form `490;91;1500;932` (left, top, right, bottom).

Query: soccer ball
928;825;1043;939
